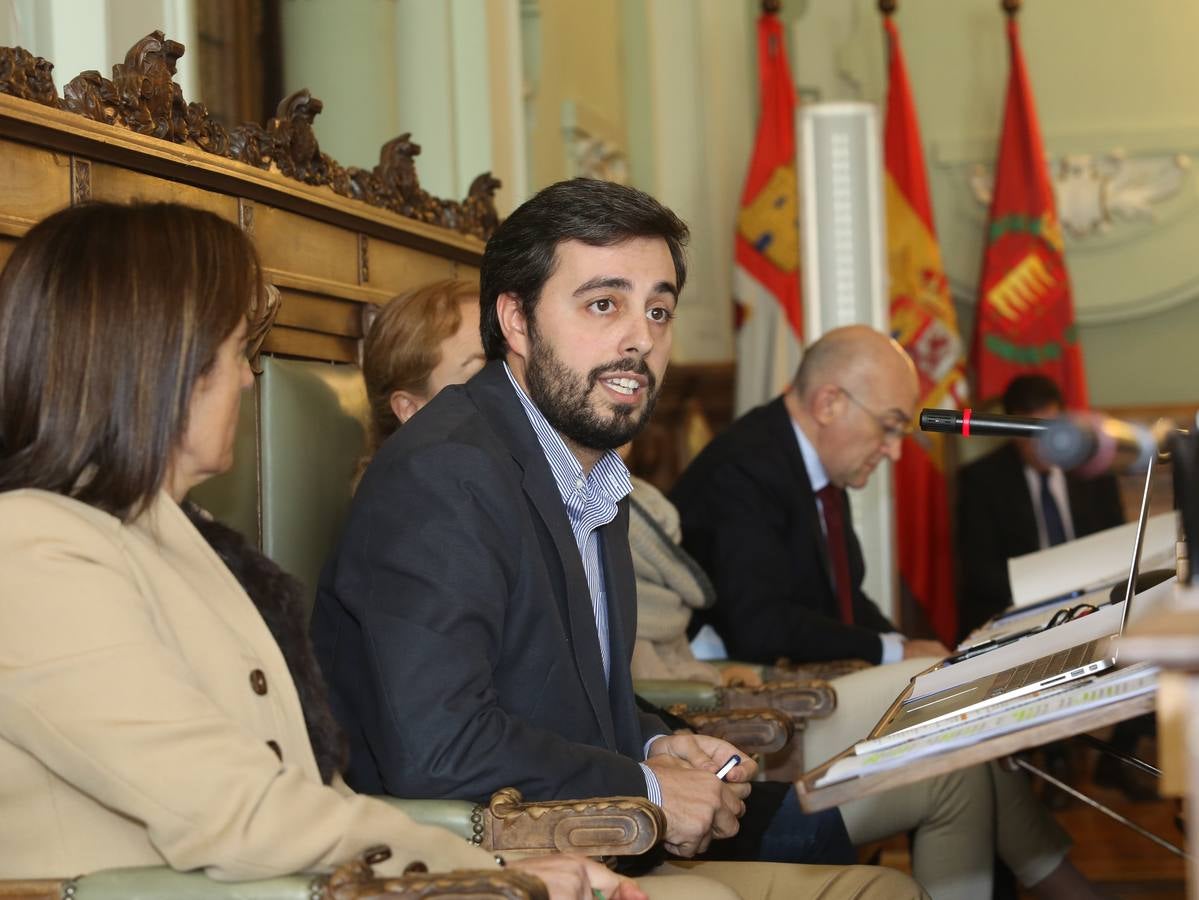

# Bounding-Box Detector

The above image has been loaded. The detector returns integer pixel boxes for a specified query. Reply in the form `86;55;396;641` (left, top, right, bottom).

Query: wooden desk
796;675;1155;812
1121;598;1199;897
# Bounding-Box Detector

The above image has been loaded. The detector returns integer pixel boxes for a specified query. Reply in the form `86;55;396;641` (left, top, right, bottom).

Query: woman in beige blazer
0;202;660;900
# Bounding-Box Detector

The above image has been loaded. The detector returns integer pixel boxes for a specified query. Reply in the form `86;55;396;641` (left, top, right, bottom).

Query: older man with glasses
669;326;1103;899
672;324;948;667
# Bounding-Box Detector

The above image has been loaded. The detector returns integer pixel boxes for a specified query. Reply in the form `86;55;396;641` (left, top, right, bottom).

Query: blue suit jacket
311;361;666;802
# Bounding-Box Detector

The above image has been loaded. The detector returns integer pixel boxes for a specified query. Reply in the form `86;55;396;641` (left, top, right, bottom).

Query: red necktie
816;485;855;625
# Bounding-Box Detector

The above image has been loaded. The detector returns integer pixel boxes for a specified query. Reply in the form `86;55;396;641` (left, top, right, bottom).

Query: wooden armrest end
721;680;837;722
485;787;664;856
680;706;794;754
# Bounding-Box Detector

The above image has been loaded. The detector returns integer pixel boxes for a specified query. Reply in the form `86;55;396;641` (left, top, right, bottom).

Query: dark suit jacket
670;398;895;665
310;361;667;803
955;442;1126;640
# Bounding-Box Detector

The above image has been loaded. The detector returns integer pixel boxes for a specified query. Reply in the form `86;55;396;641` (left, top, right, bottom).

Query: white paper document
814;664;1158;788
1007;512;1177;608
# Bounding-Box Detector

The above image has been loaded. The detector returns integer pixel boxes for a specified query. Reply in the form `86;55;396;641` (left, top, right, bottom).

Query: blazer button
249;669;268;695
266;740;282;760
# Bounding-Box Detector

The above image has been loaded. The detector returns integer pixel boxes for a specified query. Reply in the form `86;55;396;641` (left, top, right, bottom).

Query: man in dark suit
672;326;948;666
310;180;924;899
955;374;1125;640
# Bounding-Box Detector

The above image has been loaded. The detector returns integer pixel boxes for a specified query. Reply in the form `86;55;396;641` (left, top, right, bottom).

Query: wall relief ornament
970;151;1192;240
0;32;502;241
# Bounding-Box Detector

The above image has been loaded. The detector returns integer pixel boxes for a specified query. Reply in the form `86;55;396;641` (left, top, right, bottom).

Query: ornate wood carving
0;33;502;241
320;846;548;900
70;157;91;204
722;679;838;724
681;707;794;755
359;233;370;284
769;657;872;682
484;787;664;856
238;197;255;233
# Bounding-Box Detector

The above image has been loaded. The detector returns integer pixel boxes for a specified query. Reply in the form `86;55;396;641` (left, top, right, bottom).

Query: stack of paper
1007;512;1177;608
814;664;1158;788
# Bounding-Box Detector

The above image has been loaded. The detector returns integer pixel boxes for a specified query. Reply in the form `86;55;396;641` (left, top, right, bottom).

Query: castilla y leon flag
973;14;1088;409
733;8;802;416
883;13;968;646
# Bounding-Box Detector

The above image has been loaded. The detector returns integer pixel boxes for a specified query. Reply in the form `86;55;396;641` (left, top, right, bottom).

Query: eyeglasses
839;387;913;443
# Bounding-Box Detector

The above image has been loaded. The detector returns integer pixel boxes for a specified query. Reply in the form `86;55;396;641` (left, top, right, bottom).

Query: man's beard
525;332;659;452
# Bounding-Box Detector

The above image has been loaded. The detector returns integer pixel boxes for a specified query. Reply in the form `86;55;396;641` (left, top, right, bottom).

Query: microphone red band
961;407;973;438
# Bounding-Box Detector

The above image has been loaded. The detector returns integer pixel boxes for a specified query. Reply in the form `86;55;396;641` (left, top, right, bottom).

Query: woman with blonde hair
362;278;486;447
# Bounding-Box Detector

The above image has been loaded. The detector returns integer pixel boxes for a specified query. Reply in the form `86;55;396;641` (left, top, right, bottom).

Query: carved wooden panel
0;33;500;242
274;289;363;339
253;203;358;286
0;238;15;268
87;161;239;221
260;325;357;363
369;240;472;297
0;139;70;237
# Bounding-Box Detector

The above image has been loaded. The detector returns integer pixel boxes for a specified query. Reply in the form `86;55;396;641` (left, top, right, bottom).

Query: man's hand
509;853;646;900
645;739;750;857
903;638;950;660
648;732;758;784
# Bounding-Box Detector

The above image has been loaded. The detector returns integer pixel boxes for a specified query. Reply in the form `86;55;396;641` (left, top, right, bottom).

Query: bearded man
311;179;925;900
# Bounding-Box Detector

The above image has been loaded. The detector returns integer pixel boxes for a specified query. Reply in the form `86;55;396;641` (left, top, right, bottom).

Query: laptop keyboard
987;641;1097;698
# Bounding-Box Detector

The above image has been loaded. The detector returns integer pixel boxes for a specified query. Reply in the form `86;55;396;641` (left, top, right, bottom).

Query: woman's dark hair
479;178;690;360
0;201;274;520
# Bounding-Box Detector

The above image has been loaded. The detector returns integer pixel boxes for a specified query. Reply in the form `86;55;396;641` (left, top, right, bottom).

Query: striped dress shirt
504;363;662;804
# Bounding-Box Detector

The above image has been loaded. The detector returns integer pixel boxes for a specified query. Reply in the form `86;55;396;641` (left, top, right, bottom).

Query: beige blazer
0;489;493;880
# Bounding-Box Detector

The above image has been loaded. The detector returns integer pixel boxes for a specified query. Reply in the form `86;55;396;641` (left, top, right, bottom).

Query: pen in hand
714;754;741;781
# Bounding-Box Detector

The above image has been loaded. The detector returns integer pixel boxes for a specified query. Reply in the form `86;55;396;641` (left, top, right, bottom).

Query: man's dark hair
1002;373;1064;415
479;178;689;360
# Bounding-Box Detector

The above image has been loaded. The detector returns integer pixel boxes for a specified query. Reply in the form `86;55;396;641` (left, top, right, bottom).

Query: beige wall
525;0;627;191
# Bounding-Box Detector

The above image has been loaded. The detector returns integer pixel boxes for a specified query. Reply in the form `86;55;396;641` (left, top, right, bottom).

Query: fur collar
183;503;347;783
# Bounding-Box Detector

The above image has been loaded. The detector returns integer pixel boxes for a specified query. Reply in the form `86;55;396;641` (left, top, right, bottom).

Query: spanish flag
973;12;1088;408
883;12;967;645
733;7;802;415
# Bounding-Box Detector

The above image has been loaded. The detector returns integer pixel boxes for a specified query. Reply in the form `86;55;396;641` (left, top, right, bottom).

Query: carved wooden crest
0;32;501;241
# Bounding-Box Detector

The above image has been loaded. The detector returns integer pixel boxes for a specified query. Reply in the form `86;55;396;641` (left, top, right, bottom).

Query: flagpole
878;0;897;14
761;0;780;14
1002;0;1021;14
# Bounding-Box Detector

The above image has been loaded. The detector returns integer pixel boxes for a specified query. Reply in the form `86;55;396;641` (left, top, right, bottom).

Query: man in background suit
312;180;922;899
955;374;1125;640
672;326;948;666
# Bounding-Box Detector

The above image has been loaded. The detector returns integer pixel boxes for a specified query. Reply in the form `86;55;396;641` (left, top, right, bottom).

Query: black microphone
1035;413;1160;476
919;407;1051;438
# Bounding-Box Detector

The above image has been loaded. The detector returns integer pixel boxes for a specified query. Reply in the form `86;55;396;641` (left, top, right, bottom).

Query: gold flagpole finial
761;0;782;15
1002;0;1022;16
879;0;898;15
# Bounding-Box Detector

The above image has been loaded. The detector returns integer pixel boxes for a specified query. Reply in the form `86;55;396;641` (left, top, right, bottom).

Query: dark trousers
700;779;854;864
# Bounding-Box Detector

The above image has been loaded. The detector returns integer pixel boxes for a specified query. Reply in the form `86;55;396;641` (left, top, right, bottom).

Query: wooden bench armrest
770;658;871;681
484;787;664;856
0;855;548;900
721;679;838;723
676;706;794;754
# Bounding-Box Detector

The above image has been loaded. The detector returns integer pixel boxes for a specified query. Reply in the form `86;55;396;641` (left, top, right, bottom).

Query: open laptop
861;449;1161;752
